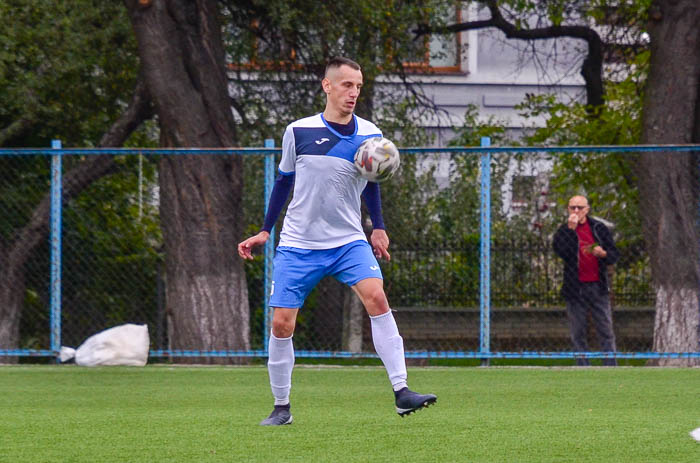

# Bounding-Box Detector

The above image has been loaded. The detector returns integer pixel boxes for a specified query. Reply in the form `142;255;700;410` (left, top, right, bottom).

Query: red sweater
576;221;599;282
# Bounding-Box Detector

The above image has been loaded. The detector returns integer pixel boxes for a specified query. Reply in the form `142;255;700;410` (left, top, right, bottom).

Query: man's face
322;64;362;117
568;196;589;223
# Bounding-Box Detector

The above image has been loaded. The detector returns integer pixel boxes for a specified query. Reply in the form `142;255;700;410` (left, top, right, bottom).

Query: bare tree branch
98;78;153;147
229;96;251;127
8;77;153;267
1;76;153;352
0;85;43;146
0;115;37;146
415;0;604;107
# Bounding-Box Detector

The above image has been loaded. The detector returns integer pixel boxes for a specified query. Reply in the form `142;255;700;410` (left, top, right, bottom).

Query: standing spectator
553;195;620;366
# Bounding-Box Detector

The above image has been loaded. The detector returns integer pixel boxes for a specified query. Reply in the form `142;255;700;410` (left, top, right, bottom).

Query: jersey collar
320;113;358;139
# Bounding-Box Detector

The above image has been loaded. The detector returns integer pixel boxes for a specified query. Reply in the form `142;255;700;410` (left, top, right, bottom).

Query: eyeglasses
568;205;587;210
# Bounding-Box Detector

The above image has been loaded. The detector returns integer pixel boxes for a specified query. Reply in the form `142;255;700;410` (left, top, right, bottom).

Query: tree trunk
0;264;25;362
652;287;699;358
125;0;249;362
342;289;364;352
637;0;700;366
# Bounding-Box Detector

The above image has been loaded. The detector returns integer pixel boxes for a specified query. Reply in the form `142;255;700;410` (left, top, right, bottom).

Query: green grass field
1;365;698;462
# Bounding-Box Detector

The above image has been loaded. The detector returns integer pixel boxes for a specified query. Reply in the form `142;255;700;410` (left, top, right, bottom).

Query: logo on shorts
315;137;330;145
270;280;275;295
370;265;379;271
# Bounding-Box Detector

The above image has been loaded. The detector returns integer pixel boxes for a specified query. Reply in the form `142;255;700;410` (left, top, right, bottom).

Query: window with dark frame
511;175;536;208
403;5;462;73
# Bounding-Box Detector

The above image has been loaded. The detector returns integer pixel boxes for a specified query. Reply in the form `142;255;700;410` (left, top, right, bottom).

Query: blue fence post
479;137;491;366
50;140;63;361
263;138;275;354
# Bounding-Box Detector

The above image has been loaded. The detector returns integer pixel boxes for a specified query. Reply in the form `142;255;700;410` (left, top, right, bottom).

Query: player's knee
364;287;389;313
271;318;295;338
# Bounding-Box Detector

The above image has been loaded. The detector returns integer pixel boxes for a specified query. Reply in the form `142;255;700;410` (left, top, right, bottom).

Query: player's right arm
237;125;297;260
238;231;270;260
237;172;294;259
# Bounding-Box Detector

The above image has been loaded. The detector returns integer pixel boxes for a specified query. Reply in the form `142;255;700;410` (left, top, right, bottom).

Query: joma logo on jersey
315;138;330;145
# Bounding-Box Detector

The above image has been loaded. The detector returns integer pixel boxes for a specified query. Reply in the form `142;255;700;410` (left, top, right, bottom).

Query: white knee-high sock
268;333;295;405
370;311;408;391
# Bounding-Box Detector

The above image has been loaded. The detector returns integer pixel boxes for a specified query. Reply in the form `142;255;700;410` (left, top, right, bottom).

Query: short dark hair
325;56;361;76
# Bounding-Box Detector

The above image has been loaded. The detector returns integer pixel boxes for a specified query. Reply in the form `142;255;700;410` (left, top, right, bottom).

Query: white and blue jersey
277;113;382;250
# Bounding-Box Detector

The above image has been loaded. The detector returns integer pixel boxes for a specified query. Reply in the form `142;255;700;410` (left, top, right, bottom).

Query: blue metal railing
50;140;63;360
1;141;699;361
262;138;276;352
479;137;491;365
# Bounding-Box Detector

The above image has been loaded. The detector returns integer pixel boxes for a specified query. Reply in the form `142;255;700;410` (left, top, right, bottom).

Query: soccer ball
354;137;400;183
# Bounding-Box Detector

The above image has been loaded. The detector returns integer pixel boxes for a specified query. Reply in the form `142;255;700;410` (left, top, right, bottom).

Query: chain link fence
1;154;52;353
1;144;698;362
382;149;657;356
289;147;663;357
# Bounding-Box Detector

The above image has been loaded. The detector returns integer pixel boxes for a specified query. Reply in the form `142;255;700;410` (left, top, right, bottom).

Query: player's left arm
362;182;390;261
370;228;391;261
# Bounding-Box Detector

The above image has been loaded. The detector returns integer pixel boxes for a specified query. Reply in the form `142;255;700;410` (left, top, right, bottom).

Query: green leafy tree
0;1;152;357
0;1;139;146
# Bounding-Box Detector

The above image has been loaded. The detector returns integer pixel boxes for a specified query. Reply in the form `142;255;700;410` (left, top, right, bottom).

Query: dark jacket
552;216;619;301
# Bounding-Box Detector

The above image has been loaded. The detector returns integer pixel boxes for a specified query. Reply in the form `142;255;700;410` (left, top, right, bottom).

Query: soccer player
237;56;437;426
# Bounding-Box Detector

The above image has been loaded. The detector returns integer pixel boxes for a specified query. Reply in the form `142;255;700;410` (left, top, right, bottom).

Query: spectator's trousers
565;282;617;366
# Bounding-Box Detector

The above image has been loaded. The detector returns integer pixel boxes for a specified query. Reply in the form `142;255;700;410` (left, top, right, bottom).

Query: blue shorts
269;240;383;309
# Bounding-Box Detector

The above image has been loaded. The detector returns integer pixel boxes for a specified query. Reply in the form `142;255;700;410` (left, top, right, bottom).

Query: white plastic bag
59;323;149;366
690;427;700;442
